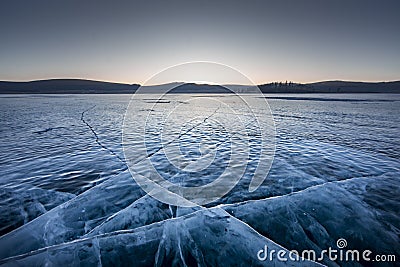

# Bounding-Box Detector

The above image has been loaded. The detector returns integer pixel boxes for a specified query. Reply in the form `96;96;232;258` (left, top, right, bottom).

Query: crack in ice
80;105;126;165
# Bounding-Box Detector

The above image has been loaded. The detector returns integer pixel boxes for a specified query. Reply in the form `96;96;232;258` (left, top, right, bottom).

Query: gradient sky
0;0;399;84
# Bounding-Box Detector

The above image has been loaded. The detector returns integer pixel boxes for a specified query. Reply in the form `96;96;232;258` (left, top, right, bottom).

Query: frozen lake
0;93;399;266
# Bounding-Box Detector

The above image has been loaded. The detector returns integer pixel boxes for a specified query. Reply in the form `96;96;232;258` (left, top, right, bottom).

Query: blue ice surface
0;93;399;266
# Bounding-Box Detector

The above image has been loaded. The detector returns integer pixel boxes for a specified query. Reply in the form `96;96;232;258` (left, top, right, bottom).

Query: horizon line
1;77;400;87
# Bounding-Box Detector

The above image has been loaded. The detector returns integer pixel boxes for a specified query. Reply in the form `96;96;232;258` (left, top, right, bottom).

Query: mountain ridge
0;79;399;94
0;79;140;94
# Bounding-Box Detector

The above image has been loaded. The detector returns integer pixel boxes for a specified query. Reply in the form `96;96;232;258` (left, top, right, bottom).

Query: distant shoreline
0;79;399;94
